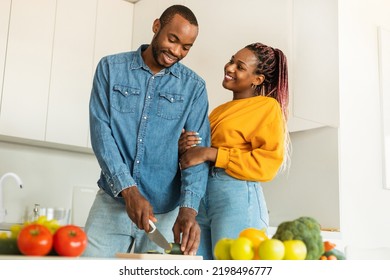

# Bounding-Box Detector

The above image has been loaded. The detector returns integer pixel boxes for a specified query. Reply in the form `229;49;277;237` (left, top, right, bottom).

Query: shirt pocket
111;84;140;113
157;92;184;120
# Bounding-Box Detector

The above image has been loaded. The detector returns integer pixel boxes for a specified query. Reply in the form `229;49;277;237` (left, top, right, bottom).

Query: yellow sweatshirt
211;95;284;182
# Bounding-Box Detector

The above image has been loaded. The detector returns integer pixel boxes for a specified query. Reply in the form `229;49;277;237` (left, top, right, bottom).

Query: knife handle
148;219;156;233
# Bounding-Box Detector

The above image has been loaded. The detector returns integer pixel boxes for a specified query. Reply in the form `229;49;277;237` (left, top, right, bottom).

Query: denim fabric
83;189;179;257
89;44;210;214
196;167;269;260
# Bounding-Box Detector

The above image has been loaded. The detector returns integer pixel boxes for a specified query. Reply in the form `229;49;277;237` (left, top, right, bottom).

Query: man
84;5;210;257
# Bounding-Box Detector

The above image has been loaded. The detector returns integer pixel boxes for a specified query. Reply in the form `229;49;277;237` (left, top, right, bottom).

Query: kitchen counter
0;222;22;231
0;255;79;260
0;254;198;260
1;226;344;259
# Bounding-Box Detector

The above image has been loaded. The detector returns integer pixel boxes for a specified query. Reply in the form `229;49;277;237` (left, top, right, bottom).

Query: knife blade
146;220;172;251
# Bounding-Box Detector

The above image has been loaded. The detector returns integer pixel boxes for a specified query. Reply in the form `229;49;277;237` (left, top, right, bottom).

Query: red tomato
17;224;53;256
53;225;88;257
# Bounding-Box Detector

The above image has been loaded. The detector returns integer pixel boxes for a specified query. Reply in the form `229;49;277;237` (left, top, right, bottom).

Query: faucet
0;172;23;223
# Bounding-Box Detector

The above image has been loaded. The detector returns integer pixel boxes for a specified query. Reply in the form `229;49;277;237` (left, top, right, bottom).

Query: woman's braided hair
245;42;289;121
246;42;291;172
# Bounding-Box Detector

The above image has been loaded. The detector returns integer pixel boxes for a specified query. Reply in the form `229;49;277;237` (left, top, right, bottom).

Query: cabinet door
290;0;339;129
45;0;97;147
0;0;11;106
87;0;134;148
93;0;133;66
0;0;56;140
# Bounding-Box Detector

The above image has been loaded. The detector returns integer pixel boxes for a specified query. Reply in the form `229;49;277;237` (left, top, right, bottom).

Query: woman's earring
260;84;266;96
251;84;256;89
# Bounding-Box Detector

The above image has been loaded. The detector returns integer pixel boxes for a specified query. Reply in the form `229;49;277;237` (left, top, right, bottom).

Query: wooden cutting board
116;252;203;260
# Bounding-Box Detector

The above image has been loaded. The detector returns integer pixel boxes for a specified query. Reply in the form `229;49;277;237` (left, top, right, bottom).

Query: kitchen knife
146;220;172;251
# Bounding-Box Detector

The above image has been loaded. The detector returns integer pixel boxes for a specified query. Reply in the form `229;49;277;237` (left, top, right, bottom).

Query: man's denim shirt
89;45;211;214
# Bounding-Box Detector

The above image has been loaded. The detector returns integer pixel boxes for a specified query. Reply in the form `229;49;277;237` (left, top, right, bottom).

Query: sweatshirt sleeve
214;105;285;182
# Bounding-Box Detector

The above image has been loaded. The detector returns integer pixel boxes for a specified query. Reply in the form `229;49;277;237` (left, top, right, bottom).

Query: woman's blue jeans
196;167;269;260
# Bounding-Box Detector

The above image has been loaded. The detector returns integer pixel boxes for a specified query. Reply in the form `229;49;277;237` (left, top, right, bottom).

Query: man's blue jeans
83;189;178;258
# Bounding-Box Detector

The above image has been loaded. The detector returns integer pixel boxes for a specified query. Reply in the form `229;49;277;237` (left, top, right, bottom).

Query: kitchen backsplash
0;140;99;225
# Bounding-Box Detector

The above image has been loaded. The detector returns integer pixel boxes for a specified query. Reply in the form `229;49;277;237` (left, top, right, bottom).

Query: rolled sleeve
215;147;230;169
108;171;137;197
179;163;209;212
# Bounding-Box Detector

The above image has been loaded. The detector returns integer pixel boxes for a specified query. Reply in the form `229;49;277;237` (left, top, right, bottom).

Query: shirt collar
131;44;181;78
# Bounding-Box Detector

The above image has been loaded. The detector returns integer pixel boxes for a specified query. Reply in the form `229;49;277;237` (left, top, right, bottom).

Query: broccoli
272;216;324;260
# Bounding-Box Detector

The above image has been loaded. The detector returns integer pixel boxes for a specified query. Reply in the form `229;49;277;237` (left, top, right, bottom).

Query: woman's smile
224;73;234;81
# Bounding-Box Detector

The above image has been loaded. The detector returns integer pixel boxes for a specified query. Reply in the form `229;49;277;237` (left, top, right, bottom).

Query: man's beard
151;39;164;68
151;32;179;68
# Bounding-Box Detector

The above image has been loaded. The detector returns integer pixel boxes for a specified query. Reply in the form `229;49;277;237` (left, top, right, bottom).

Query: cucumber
323;248;346;260
0;238;21;255
164;243;183;255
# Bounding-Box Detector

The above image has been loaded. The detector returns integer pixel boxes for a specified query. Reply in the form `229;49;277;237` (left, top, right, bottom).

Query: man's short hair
159;5;198;29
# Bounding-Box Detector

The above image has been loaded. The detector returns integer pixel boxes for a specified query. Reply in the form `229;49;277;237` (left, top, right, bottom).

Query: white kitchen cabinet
0;0;11;107
46;0;133;148
46;0;134;148
289;0;339;131
0;0;133;150
93;0;133;67
0;0;56;141
45;0;97;147
86;0;133;148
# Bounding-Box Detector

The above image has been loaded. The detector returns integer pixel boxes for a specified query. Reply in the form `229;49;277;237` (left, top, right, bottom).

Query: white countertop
0;222;21;231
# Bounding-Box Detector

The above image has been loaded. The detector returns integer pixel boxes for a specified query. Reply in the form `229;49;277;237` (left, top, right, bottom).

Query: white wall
263;126;340;230
0;141;99;224
338;0;390;248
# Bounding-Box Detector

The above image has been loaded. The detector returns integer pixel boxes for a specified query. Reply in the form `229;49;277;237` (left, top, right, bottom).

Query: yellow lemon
283;240;307;260
258;239;285;260
230;237;254;260
214;238;234;260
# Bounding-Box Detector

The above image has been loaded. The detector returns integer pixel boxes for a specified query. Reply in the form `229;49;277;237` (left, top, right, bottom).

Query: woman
179;42;291;259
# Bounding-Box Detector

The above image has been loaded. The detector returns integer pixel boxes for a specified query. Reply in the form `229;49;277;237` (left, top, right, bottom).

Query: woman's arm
179;146;218;169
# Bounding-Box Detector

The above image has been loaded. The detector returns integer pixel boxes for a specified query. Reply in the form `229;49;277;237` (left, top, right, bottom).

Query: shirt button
143;116;147;119
139;139;143;142
170;98;174;102
124;91;128;95
136;160;140;164
148;96;151;99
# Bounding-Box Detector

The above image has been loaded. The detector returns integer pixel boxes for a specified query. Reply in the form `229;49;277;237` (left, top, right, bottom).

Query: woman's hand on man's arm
178;129;202;156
